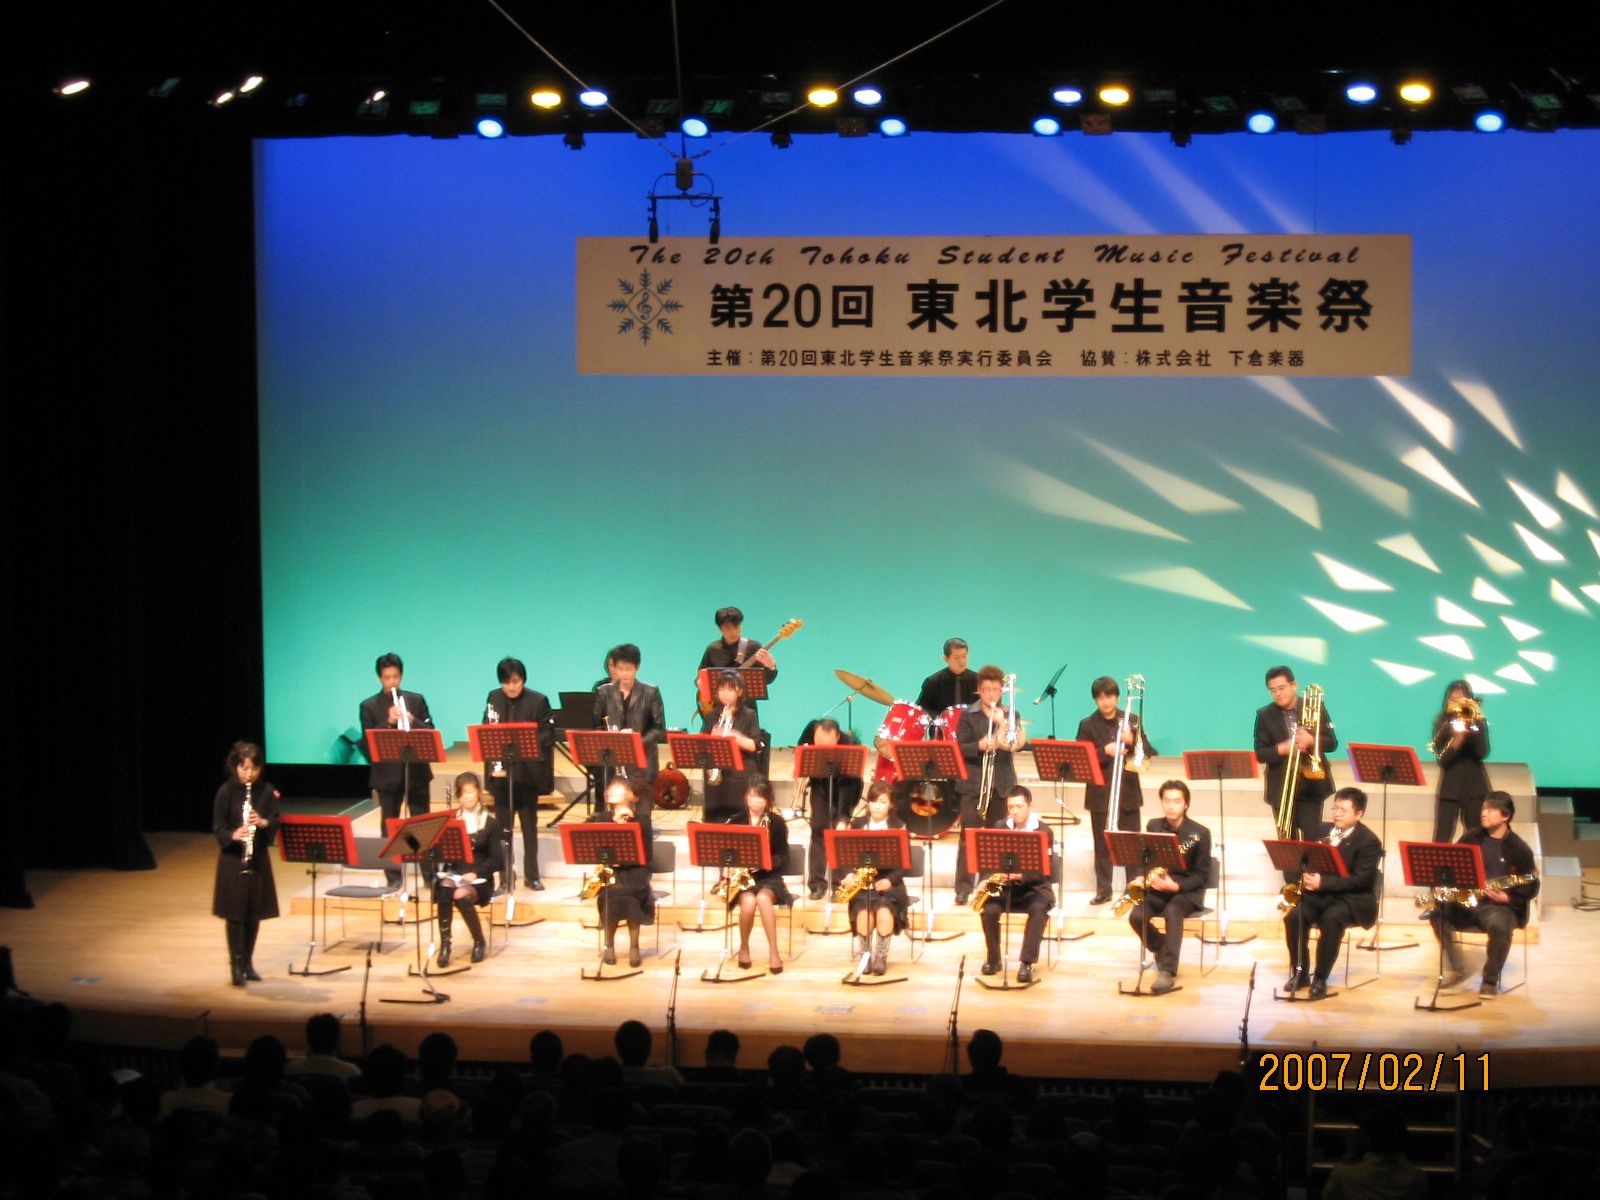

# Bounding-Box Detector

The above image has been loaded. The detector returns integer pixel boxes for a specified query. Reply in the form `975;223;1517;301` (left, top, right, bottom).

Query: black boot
437;909;453;969
226;922;246;987
457;898;487;963
241;920;263;981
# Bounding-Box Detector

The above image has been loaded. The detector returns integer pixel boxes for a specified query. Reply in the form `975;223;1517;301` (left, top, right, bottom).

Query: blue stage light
578;89;609;108
681;116;710;138
1052;87;1083;105
1475;109;1506;133
853;86;883;106
1032;116;1062;136
1247;111;1277;134
879;117;907;137
476;116;506;138
1345;83;1378;104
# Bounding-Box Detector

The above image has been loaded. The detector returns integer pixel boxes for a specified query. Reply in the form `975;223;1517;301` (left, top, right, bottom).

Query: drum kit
831;667;992;837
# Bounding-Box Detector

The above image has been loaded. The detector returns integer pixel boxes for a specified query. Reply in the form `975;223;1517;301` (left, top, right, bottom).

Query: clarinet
241;781;257;874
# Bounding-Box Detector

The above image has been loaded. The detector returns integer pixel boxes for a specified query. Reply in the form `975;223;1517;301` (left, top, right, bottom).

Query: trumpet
1414;872;1535;917
970;872;1008;912
710;866;754;901
1275;684;1325;838
241;781;256;875
834;866;878;904
580;864;616;899
1109;867;1169;917
1428;697;1485;759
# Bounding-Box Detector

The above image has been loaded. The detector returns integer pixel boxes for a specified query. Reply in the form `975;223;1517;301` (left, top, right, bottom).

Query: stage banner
578;234;1410;377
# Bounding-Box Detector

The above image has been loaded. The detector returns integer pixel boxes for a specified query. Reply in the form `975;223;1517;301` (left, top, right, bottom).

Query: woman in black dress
1431;679;1490;843
726;778;790;973
586;777;655;967
845;781;910;976
700;670;762;822
212;740;279;987
434;772;502;967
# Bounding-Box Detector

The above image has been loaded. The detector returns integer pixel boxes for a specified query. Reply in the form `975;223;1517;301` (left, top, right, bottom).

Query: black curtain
3;93;264;883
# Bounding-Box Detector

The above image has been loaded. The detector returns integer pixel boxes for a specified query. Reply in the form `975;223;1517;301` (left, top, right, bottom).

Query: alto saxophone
834;866;878;904
241;781;256;875
1414;872;1536;917
580;864;616;899
1278;832;1336;915
970;872;1008;912
710;866;754;901
1110;867;1169;917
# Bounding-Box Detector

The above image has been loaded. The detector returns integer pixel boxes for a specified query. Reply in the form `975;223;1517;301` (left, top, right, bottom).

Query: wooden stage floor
5;830;1598;1088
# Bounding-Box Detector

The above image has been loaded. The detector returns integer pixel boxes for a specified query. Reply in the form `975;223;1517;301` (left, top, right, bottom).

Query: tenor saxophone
834;866;878;904
970;872;1008;912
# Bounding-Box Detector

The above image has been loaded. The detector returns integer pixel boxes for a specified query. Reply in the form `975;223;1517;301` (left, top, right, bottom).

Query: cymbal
834;668;894;706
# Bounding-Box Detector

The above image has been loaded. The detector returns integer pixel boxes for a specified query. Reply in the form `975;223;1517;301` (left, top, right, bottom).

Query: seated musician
843;781;910;976
1283;786;1381;998
725;779;791;973
1125;779;1212;994
586;778;655;968
978;786;1053;984
700;670;762;823
1427;791;1539;998
434;773;503;968
798;717;864;899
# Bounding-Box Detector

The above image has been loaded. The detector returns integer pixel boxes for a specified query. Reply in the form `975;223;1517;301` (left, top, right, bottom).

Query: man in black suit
1428;791;1540;998
978;787;1054;984
1127;779;1211;994
484;656;555;891
359;652;435;889
1284;786;1381;998
1254;664;1338;842
592;643;667;791
1078;675;1156;904
954;665;1016;904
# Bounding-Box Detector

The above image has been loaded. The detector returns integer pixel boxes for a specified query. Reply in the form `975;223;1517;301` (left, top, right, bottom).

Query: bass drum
894;778;960;837
652;762;691;810
872;700;930;784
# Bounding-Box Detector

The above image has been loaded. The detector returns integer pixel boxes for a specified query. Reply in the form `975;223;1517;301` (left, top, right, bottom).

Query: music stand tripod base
842;966;908;987
1273;985;1338;1004
1119;979;1182;997
700;950;766;984
583;963;643;983
976;972;1039;992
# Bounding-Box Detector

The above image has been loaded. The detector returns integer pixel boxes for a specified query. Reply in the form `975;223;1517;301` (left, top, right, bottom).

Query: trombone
977;674;1026;820
1107;674;1146;814
1275;684;1324;839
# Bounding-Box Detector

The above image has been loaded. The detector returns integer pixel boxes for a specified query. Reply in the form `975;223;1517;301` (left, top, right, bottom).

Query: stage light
1345;82;1377;104
681;116;709;138
1031;116;1061;136
55;78;90;96
211;90;236;107
1399;81;1432;104
1246;110;1276;133
807;86;839;107
476;115;506;138
530;88;562;109
853;86;883;106
1475;109;1506;133
1098;85;1131;106
878;116;907;137
368;89;387;103
240;75;264;94
578;89;608;108
1052;87;1083;105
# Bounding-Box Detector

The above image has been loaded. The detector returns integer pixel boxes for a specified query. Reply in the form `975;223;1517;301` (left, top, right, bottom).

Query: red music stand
1183;750;1260;947
965;827;1050;990
795;742;868;827
826;828;913;983
365;728;446;819
1030;739;1099;830
889;739;967;940
1105;830;1187;996
698;666;771;705
685;822;771;982
1264;837;1350;1003
562;822;649;982
377;810;456;1003
568;729;649;817
1346;742;1425;953
667;732;745;809
1401;839;1488;1012
468;721;546;895
384;816;487;978
278;815;358;977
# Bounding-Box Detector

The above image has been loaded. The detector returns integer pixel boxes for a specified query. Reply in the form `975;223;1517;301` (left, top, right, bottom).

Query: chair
323;836;399;952
1178;856;1221;976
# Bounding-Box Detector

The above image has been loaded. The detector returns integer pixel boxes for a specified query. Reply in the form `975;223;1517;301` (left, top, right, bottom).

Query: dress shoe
1016;962;1035;984
603;946;617;965
981;959;1000;975
529;879;545;892
769;962;784;975
1308;977;1328;999
437;945;452;969
1151;970;1176;994
629;945;642;968
1090;891;1113;905
809;885;828;901
229;958;246;987
737;951;752;970
1479;979;1498;999
242;962;262;982
1283;970;1310;992
471;941;487;964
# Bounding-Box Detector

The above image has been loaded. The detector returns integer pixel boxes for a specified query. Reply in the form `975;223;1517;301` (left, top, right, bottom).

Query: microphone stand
943;955;966;1075
1033;660;1068;739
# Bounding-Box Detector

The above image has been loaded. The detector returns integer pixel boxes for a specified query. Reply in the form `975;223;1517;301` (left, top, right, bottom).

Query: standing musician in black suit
213;740;280;987
1283;787;1381;999
483;656;555;892
915;637;979;716
433;773;503;968
797;717;864;899
360;652;435;889
587;777;657;969
592;643;668;792
1078;675;1157;905
700;670;762;823
978;787;1054;984
953;665;1015;904
725;779;791;974
1126;780;1211;994
1430;679;1491;844
1428;791;1538;998
845;781;911;976
1254;665;1338;843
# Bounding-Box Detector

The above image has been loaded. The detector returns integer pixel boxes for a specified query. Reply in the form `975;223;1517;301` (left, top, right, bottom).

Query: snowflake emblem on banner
609;271;681;344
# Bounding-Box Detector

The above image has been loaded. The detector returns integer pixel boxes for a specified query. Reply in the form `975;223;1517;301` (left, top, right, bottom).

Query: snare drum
872;700;929;783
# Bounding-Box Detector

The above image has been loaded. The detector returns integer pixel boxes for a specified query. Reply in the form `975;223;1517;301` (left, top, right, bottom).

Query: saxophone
834;866;878;904
240;781;256;875
1414;872;1536;917
1278;832;1337;915
580;864;616;899
970;872;1008;912
710;867;754;901
1110;867;1169;917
